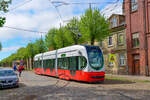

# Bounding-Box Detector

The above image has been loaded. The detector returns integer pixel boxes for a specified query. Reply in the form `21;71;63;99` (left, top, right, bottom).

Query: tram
33;45;105;82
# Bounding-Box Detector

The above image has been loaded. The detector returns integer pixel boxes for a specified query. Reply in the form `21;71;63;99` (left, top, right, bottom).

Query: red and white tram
33;45;105;82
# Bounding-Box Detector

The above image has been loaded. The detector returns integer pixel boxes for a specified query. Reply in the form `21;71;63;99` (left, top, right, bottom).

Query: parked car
0;68;19;89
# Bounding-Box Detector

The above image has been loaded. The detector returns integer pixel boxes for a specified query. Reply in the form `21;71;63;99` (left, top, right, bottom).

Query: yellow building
96;14;127;75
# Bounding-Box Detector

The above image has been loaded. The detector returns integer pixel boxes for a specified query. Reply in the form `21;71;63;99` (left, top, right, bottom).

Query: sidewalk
106;74;150;81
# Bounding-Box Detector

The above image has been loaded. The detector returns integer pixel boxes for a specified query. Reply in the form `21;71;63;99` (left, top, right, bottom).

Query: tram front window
86;46;104;70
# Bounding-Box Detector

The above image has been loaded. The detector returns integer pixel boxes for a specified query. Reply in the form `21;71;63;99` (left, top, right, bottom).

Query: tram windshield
85;46;104;70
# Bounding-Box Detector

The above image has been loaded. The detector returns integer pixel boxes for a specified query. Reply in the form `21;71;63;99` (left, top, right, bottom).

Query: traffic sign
109;54;116;63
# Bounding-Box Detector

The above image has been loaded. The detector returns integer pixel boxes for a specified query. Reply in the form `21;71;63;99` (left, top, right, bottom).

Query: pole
143;0;149;76
89;3;91;9
55;50;58;77
41;33;44;74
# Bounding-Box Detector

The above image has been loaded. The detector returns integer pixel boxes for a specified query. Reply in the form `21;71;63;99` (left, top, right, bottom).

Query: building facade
96;14;127;75
124;0;150;75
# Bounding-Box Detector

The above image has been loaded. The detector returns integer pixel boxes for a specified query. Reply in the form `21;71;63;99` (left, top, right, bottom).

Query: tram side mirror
78;50;82;56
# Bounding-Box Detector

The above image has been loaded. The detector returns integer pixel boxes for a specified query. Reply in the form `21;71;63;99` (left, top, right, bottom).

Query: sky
0;0;123;61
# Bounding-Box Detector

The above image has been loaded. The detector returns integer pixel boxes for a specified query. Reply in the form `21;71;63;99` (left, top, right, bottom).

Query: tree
34;38;46;54
0;42;2;51
45;28;57;50
54;27;72;49
0;0;11;27
26;43;34;58
80;8;110;45
66;17;83;45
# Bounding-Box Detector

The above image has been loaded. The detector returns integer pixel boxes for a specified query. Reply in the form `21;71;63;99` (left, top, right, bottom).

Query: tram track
48;78;70;94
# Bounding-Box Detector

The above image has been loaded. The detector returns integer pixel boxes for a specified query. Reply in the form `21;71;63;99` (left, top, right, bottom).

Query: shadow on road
1;84;150;100
103;79;135;84
0;83;26;91
37;74;135;85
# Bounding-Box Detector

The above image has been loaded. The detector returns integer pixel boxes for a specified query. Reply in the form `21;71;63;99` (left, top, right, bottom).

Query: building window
118;34;124;45
131;0;138;12
132;33;139;48
110;17;117;28
119;54;126;66
108;36;113;46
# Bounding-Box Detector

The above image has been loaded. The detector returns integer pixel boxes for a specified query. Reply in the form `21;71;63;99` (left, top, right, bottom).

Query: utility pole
40;33;44;74
143;0;149;76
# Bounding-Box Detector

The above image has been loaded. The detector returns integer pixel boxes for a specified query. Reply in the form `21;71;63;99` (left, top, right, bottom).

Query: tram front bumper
82;71;105;82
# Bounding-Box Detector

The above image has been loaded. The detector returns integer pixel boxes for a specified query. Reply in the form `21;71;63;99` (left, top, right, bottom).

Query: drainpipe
143;0;149;76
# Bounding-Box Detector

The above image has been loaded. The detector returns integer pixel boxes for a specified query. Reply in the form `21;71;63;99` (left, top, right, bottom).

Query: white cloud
101;2;123;19
0;0;123;60
1;46;22;52
0;0;113;41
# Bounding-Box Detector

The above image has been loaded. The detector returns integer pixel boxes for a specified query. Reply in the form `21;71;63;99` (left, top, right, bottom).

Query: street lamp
67;27;82;45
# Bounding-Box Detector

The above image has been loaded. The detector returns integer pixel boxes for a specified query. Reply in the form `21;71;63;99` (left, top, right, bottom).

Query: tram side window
69;56;78;70
46;60;50;68
49;59;55;69
53;59;55;68
38;60;41;68
79;56;87;70
36;61;39;68
63;58;69;70
58;58;63;69
34;61;37;68
43;60;47;69
57;58;68;70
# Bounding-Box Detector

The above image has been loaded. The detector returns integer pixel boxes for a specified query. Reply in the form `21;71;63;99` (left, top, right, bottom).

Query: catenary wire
2;26;47;33
8;0;33;12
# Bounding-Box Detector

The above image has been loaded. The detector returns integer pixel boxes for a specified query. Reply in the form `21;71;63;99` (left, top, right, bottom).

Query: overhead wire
8;0;33;12
51;0;120;5
49;0;64;24
3;26;47;33
50;0;121;24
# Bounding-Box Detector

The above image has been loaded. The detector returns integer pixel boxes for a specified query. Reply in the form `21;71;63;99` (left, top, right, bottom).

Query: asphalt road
0;71;150;100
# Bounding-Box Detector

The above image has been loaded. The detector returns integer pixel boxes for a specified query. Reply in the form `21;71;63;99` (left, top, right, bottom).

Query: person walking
13;64;17;71
18;64;24;77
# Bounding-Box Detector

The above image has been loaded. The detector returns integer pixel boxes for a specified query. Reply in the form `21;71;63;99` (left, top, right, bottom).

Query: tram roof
34;45;85;58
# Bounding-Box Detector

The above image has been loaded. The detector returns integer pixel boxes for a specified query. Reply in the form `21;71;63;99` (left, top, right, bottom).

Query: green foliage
0;8;110;67
26;43;34;58
0;0;11;12
80;8;110;45
66;17;84;44
0;0;11;27
45;28;57;50
0;17;5;27
54;27;72;49
16;47;27;60
34;38;46;53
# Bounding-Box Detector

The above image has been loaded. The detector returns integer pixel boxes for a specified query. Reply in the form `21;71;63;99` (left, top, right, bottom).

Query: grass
105;76;150;83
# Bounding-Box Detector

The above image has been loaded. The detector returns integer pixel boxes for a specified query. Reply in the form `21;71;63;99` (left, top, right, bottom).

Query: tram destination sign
61;54;66;57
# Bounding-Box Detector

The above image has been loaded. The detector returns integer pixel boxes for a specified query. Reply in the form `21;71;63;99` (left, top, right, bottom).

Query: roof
101;2;123;19
108;14;125;20
35;45;85;57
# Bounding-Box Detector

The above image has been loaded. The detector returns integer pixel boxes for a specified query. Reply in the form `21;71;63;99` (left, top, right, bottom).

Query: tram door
69;57;78;77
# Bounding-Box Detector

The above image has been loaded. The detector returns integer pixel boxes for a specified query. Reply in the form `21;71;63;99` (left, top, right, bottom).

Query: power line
50;0;120;23
49;0;64;24
51;0;120;5
8;0;33;12
3;26;47;33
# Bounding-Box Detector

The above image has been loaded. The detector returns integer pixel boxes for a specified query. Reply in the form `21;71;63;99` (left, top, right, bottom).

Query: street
0;71;150;100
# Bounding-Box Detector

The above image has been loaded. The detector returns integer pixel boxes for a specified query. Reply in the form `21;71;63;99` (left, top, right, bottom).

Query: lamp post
67;27;82;44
